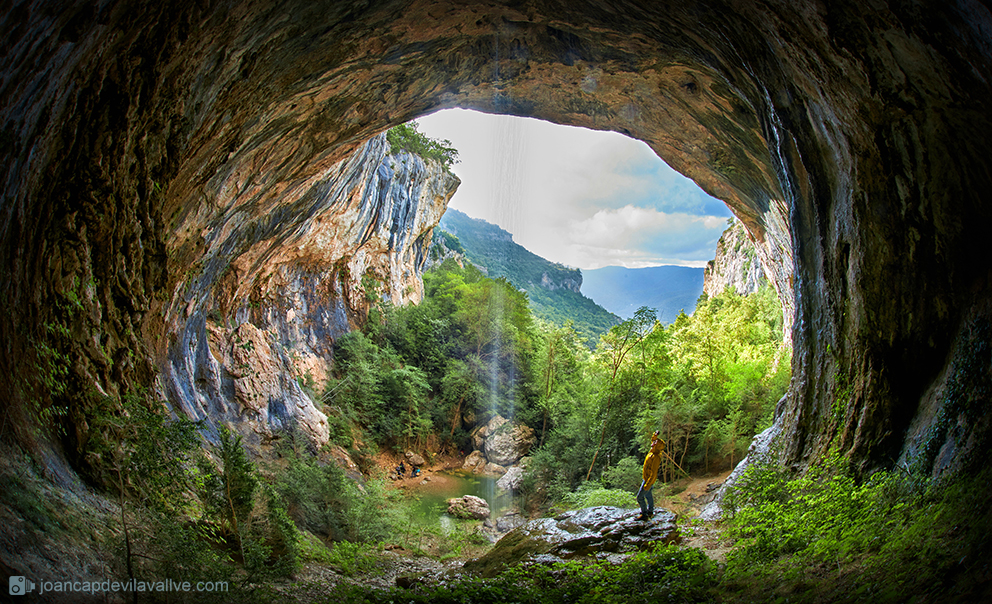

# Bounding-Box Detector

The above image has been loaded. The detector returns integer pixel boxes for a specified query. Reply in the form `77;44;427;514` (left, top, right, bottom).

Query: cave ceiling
2;0;991;475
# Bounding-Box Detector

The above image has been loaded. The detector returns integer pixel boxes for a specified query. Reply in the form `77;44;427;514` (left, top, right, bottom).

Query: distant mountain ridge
581;265;704;323
436;209;620;342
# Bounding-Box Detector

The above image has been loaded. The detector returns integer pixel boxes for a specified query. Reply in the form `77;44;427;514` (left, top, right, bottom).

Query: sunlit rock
497;466;525;491
497;457;530;491
464;506;680;577
462;450;487;473
160;136;459;453
484;416;536;466
405;451;426;466
447;495;490;520
483;462;507;476
704;220;767;300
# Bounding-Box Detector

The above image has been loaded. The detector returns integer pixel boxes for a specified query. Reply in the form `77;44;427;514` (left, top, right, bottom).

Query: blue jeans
636;480;654;515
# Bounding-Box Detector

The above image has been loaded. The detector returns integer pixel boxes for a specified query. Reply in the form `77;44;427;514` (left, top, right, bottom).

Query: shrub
600;456;644;492
564;481;638;509
721;449;992;601
271;447;395;543
385;122;459;170
304;543;714;603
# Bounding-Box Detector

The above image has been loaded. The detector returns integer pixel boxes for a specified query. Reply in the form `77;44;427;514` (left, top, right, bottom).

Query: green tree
386;121;459;170
382;365;432;449
586;307;657;481
85;392;202;601
201;427;258;539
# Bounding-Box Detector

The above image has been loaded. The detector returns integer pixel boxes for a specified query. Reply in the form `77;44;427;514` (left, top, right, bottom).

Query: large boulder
463;506;680;577
405;450;426;466
483;462;507;476
484;416;536;466
447;495;490;520
497;465;525;491
462;450;487;473
470;424;487;452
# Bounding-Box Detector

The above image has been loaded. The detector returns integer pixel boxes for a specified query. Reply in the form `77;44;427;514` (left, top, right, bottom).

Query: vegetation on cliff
386;121;459;171
438;209;620;343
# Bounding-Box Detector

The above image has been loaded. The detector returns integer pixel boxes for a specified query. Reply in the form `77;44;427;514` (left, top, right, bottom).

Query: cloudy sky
416;109;732;270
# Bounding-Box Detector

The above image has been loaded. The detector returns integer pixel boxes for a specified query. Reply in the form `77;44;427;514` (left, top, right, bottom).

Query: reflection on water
404;470;515;527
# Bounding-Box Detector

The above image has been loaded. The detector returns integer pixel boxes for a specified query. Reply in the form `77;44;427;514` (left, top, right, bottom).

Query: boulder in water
447;495;490;520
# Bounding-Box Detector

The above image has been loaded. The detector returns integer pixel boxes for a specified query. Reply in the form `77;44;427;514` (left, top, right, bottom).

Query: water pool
401;470;515;527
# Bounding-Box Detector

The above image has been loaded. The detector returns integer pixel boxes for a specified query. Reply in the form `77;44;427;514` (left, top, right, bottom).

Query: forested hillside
326;260;790;489
437;209;619;343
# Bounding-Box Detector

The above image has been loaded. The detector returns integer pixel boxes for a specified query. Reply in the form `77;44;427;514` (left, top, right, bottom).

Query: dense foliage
719;448;992;602
386;121;459;170
311;544;715;604
326;260;539;454
323;260;789;511
521;284;789;509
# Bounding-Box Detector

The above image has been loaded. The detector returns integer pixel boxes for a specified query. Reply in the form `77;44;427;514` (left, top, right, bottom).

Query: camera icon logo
9;576;36;596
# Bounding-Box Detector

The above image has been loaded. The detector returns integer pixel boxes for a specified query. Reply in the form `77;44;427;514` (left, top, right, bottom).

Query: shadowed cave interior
1;0;992;590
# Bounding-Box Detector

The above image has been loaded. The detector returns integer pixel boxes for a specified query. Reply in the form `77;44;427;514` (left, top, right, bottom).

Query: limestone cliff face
703;220;767;299
161;136;459;452
425;230;468;271
2;0;992;484
540;271;581;293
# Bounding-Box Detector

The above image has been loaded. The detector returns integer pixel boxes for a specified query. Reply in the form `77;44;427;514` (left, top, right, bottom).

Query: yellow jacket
642;439;666;489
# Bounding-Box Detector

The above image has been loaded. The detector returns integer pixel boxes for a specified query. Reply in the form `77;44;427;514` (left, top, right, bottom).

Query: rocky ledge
462;506;681;578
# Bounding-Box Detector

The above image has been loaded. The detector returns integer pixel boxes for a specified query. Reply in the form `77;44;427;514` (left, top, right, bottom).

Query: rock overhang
1;0;991;477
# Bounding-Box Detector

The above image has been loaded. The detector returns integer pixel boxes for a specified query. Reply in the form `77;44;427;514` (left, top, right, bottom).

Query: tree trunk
586;394;614;482
449;394;465;439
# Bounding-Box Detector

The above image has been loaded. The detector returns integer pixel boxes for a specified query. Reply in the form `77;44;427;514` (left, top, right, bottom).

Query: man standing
636;431;665;521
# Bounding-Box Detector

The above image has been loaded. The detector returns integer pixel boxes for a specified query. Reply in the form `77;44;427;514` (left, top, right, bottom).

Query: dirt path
658;470;735;563
374;451;468;494
663;469;732;516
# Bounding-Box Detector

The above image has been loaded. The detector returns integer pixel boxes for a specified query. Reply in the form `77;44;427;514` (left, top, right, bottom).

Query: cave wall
2;0;991;478
159;134;458;454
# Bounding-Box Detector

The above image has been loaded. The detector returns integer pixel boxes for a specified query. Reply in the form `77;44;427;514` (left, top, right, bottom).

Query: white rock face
484;415;537;466
497;466;525;491
700;420;783;521
161;137;459;455
463;450;487;473
703;220;767;298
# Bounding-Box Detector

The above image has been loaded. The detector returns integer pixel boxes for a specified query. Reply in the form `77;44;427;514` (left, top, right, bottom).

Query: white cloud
563;206;728;269
416;109;732;269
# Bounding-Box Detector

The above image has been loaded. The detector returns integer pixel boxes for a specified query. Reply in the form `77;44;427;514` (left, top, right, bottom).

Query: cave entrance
9;1;990;480
416;108;734;281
